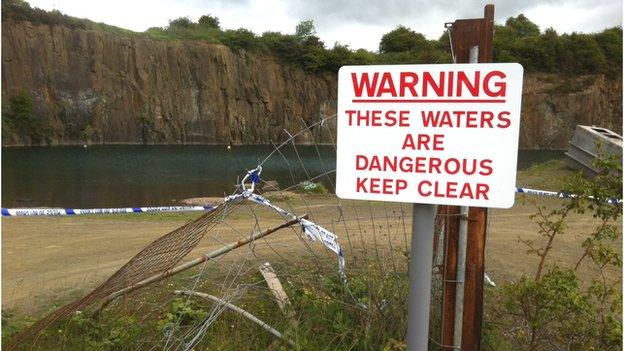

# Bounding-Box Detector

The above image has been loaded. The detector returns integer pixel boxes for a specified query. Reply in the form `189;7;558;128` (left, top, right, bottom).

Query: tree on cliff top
379;25;429;53
4;1;621;76
198;14;220;29
295;20;317;42
504;14;540;38
168;17;194;29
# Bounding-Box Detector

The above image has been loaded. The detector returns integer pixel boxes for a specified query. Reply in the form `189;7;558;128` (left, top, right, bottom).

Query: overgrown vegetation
1;0;134;34
3;0;621;75
1;90;52;144
485;149;623;350
3;263;410;350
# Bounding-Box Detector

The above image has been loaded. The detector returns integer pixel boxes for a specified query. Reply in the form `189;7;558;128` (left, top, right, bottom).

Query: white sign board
336;63;523;208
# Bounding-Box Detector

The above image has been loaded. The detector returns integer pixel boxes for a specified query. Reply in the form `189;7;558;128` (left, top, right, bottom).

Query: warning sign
335;63;524;208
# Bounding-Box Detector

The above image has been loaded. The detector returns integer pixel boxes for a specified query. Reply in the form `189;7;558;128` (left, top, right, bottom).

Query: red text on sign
350;70;507;98
401;133;445;150
356;177;408;195
345;110;410;127
421;110;511;128
417;181;489;200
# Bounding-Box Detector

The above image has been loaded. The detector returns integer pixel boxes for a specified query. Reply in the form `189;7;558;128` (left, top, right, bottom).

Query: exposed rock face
2;19;622;149
520;74;622;149
2;19;337;146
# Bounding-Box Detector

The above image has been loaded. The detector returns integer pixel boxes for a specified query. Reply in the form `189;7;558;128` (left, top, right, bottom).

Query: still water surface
2;145;564;208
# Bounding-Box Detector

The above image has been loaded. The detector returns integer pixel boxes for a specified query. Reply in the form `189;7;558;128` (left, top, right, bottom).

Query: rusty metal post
462;207;488;349
441;206;460;349
441;5;494;351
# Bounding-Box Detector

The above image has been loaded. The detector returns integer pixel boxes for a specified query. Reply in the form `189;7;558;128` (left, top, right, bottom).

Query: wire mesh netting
7;113;430;350
4;110;621;351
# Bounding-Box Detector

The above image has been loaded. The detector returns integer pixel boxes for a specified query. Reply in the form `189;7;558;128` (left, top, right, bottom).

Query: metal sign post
406;204;436;350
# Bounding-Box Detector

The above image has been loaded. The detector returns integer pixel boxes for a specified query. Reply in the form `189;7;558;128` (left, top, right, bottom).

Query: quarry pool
2;145;564;208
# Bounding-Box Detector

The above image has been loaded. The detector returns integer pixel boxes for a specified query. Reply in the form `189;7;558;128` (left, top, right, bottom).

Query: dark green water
1;145;564;208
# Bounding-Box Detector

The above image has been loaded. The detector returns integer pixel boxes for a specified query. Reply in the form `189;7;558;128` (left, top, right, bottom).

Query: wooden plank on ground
259;262;298;326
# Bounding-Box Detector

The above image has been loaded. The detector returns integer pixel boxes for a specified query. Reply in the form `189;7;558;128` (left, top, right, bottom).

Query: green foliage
2;90;52;144
379;25;429;53
220;28;259;51
5;262;412;350
260;31;301;62
68;313;144;350
2;0;88;29
2;310;34;343
283;269;409;350
492;267;593;348
295;20;316;41
168;16;194;29
4;2;621;75
505;14;540;38
486;149;623;350
493;15;620;75
594;27;623;74
558;33;608;74
157;297;209;333
3;309;146;350
198;14;220;29
79;125;96;144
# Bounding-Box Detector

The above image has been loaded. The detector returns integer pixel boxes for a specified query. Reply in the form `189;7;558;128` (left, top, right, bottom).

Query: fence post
441;5;494;350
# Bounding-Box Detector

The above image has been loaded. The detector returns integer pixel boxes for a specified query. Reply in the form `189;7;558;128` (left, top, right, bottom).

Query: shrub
198;14;220;29
219;28;259;51
4;2;622;75
2;90;52;144
168;17;195;29
485;149;622;350
379;25;430;54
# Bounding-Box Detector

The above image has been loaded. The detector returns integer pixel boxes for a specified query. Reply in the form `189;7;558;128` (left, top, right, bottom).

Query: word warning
335;63;523;208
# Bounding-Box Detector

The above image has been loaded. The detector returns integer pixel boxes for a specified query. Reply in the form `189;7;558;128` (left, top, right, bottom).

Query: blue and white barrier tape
2;186;620;217
1;205;214;217
515;186;622;205
226;166;346;279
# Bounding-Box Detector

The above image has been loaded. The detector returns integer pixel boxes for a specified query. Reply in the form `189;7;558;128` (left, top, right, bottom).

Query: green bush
198;14;220;29
2;90;52;144
2;0;87;29
219;28;260;51
3;2;622;75
379;25;430;53
485;150;622;350
168;17;194;29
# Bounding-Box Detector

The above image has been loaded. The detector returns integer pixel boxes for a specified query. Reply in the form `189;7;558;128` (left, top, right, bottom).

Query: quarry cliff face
2;19;622;149
2;19;337;146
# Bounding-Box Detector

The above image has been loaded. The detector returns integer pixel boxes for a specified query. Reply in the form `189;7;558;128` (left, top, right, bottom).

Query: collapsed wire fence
4;108;622;350
6;112;425;350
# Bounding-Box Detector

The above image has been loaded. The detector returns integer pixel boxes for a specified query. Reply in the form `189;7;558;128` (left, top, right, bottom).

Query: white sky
26;0;623;51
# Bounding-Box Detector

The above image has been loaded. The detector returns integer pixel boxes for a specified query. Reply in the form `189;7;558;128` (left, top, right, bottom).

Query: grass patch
516;159;575;190
3;259;410;350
